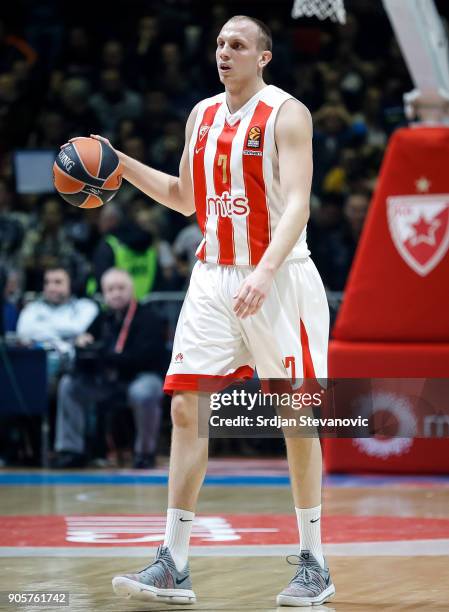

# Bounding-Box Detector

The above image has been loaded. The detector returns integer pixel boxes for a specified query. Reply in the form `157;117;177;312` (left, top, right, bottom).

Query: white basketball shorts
164;258;329;393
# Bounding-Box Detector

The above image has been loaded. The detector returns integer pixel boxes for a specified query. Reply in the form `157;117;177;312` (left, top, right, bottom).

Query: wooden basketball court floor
1;459;449;611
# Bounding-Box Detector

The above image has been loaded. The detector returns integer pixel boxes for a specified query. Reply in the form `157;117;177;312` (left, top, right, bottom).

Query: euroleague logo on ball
84;186;102;196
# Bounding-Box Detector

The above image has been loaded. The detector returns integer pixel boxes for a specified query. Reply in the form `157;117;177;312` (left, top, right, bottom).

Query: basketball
53;137;122;209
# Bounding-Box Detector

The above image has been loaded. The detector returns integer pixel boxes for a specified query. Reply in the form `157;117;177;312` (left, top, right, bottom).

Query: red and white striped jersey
190;84;310;266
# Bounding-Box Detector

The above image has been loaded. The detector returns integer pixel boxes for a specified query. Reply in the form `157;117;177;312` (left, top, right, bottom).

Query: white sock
163;508;195;571
296;504;324;568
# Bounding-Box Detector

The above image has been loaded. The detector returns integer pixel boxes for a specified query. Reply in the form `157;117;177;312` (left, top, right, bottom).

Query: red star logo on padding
409;215;441;246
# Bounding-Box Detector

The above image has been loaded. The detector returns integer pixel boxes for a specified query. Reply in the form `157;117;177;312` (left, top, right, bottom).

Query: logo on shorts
174;352;184;363
246;126;261;148
387;193;449;276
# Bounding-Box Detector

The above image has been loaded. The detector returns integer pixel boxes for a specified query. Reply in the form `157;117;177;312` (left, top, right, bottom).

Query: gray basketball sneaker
112;545;196;605
276;550;335;607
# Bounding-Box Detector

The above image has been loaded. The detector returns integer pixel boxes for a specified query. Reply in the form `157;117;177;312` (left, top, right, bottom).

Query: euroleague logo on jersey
246;126;261;148
206;191;250;217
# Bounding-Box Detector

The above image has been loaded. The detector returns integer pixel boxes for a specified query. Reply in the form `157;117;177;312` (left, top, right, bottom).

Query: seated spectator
0;178;25;270
353;87;388;148
116;118;141;148
173;216;203;285
91;212;171;299
56;26;93;80
52;268;166;469
110;136;147;205
344;189;371;242
1;267;21;333
0;70;36;151
291;63;324;112
150;119;185;175
16;266;98;377
63;204;101;261
121;134;147;165
28;109;66;148
17;265;97;344
141;90;177;142
89;69;143;139
322;147;365;194
19;197;86;292
101;40;125;71
97;201;123;236
128;16;162;89
57;77;99;137
311;190;371;291
132;204;179;287
312;102;355;191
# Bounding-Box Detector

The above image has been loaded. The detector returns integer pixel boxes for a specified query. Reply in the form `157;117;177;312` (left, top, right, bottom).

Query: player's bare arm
65;105;200;217
113;104;198;216
233;98;313;318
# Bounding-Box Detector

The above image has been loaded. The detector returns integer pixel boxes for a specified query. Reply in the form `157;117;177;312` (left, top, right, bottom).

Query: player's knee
171;393;194;429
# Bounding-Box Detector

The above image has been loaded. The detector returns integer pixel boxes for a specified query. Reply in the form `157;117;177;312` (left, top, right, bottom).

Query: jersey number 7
217;154;228;184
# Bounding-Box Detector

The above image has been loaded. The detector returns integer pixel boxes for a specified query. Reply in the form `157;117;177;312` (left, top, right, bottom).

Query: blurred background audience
0;0;414;298
52;268;167;469
16;266;98;380
0;0;428;466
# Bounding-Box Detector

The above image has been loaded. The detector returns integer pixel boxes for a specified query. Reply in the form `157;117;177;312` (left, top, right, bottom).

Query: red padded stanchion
333;127;449;342
326;127;449;474
326;341;449;474
324;438;449;474
329;341;449;378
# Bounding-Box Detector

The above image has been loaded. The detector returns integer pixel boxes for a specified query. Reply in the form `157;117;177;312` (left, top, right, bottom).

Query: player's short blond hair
226;15;272;52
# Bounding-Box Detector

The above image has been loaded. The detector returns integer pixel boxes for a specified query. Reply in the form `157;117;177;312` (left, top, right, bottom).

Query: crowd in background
0;0;414;302
0;0;419;465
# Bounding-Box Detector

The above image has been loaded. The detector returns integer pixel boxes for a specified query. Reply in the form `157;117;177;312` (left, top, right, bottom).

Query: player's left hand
233;267;274;319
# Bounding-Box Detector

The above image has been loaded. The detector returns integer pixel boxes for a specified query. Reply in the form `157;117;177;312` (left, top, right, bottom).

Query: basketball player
88;15;334;607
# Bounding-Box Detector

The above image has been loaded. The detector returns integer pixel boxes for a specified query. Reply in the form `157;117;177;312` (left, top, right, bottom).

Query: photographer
52;267;166;469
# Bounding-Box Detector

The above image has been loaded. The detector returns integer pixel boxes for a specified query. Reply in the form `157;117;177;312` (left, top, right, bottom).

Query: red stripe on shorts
300;319;316;378
163;366;254;394
243;101;273;265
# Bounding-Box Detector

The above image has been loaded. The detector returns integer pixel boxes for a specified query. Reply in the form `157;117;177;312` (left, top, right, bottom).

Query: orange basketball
53;137;122;208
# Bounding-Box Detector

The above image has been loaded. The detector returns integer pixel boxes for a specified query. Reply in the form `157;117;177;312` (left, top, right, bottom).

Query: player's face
216;20;266;85
102;274;134;311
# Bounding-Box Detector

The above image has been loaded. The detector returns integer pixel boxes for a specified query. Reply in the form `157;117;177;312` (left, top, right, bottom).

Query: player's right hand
89;133;113;148
59;134;114;150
